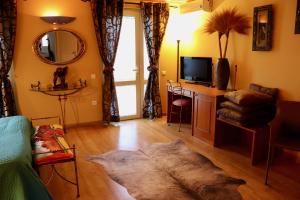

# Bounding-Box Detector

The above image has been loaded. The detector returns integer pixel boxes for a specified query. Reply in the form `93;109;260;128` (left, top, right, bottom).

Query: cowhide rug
88;139;246;200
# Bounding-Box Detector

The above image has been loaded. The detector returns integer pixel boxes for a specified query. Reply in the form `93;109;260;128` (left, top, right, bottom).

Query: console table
31;85;86;132
167;82;226;145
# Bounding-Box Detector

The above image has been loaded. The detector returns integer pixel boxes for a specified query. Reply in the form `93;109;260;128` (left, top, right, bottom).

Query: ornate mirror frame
33;29;86;65
252;5;273;51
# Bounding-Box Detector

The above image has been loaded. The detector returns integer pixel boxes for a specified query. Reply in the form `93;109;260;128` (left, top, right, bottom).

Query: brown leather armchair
265;101;300;184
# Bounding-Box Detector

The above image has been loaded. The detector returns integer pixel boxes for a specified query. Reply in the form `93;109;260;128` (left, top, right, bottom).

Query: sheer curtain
91;0;123;123
141;2;169;119
0;0;17;117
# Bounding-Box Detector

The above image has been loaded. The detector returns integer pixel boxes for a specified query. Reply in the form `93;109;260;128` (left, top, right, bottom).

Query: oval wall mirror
33;29;85;65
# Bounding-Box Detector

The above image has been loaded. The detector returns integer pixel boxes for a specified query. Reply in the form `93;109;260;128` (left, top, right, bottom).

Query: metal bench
31;117;80;197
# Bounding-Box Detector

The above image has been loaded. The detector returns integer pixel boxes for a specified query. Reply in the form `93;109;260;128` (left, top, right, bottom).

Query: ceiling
148;0;190;6
166;0;187;5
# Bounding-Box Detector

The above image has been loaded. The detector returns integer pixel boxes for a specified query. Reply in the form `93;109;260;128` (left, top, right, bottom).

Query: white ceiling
145;0;190;6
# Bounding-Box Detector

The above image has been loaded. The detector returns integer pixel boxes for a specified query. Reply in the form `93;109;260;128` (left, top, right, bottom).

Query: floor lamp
176;39;180;82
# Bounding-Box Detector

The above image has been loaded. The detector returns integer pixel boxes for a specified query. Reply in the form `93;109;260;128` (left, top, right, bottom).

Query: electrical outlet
91;100;97;106
91;73;96;79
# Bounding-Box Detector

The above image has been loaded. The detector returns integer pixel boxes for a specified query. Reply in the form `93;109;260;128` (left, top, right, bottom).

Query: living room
0;0;300;199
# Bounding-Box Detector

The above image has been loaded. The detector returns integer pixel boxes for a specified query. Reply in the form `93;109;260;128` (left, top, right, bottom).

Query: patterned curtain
0;0;17;117
91;0;123;123
141;2;169;119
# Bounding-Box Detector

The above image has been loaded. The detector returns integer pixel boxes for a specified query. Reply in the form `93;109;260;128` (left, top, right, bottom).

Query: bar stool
167;80;192;132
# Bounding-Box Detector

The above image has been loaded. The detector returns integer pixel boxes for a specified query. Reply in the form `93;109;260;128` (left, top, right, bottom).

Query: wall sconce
40;16;76;25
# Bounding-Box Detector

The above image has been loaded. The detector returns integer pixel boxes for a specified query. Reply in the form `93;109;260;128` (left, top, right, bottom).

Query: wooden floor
40;117;300;200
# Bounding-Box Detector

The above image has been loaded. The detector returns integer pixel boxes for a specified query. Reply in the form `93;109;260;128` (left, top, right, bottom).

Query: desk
167;82;270;165
167;82;225;145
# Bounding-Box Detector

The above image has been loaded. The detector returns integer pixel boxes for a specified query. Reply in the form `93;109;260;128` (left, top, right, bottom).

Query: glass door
114;9;149;120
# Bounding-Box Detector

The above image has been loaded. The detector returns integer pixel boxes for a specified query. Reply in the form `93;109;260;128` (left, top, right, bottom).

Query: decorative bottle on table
53;66;68;89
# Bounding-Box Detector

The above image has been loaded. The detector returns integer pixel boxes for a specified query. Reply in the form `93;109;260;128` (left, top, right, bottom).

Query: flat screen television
180;56;212;86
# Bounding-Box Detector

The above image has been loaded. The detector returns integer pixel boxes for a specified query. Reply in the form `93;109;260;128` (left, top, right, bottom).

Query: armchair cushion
217;108;275;127
249;83;278;99
220;101;275;114
224;90;274;106
274;136;300;151
280;122;300;139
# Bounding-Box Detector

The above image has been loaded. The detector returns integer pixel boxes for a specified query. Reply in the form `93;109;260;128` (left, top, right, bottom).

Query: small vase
215;58;230;90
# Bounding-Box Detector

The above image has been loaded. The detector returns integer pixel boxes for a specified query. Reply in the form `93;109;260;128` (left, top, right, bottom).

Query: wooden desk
167;82;270;165
167;82;226;145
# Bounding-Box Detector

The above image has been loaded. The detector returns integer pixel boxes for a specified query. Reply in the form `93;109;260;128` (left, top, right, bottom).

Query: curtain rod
125;2;177;8
81;0;177;8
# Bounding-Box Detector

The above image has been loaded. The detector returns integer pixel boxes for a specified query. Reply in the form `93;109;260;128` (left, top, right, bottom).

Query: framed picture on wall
295;0;300;34
252;5;273;51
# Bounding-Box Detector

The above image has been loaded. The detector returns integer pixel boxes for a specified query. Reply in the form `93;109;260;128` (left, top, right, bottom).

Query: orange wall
160;0;300;113
14;0;102;125
13;0;300;122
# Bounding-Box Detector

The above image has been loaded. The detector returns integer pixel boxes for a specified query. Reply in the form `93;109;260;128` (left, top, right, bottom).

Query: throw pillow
224;90;274;106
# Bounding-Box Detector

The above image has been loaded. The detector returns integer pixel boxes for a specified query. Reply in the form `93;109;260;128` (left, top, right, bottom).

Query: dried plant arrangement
204;8;251;58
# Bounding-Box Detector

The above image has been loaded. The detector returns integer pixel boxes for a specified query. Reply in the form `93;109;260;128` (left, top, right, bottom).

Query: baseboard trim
66;115;167;128
65;120;103;128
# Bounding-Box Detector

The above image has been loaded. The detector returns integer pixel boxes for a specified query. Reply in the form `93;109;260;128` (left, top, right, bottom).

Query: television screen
180;57;212;85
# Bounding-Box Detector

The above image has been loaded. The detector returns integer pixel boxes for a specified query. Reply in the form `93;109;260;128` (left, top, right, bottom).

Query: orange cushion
32;125;73;165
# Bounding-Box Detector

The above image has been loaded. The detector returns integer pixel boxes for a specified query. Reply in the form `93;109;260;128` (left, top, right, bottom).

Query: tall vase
215;58;230;90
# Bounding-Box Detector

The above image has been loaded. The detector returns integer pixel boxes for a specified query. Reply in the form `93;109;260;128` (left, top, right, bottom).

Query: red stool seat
172;98;191;107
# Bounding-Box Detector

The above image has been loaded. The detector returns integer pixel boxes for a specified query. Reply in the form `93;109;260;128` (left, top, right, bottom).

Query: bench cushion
32;125;73;165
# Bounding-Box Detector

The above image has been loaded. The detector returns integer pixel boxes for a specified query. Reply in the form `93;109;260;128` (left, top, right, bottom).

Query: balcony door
114;9;149;120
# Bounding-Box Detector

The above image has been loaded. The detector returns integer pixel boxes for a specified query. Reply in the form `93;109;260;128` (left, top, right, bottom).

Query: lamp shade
40;16;76;25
